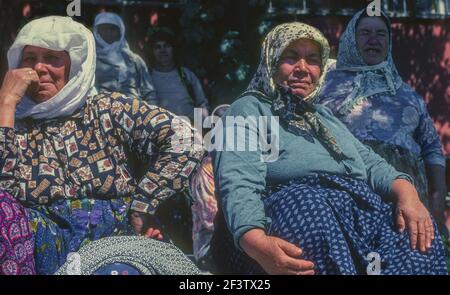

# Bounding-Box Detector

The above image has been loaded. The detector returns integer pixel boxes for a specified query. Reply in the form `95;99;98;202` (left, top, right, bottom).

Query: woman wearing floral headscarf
94;12;157;103
317;9;447;233
0;16;203;275
211;22;447;275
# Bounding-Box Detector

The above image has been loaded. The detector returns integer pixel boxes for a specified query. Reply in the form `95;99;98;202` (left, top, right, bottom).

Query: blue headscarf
321;9;403;117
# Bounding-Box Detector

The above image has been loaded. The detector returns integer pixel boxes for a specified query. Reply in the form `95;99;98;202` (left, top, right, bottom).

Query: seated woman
316;9;447;233
94;12;157;103
0;16;203;275
210;22;447;275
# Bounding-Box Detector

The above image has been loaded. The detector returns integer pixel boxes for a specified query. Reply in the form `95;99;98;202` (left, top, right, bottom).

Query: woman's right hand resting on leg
240;228;315;275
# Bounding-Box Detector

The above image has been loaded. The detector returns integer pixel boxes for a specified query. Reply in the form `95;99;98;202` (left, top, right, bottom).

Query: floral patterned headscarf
246;22;331;103
333;9;403;116
243;22;347;161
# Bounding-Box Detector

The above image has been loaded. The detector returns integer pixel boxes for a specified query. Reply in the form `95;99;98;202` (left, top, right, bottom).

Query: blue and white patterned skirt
212;173;448;275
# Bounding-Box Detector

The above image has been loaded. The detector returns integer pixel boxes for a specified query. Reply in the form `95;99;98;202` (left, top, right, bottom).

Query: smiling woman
355;15;389;65
317;9;447;237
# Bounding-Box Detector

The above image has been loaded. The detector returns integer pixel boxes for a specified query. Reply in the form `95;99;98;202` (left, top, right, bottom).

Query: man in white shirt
147;28;209;122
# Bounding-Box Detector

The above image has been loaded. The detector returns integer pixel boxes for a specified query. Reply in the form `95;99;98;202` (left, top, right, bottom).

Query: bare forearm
390;179;420;203
239;228;267;260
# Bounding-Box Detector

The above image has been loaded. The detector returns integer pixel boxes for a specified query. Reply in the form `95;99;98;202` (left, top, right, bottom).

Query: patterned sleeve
415;96;445;167
0;127;20;197
104;93;205;215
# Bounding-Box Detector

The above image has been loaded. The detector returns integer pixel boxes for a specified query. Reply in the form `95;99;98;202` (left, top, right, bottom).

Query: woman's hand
129;211;164;241
240;228;315;275
0;68;40;128
0;68;39;106
392;179;434;253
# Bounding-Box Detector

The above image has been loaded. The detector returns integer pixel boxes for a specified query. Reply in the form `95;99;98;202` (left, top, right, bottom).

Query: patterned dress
0;92;204;274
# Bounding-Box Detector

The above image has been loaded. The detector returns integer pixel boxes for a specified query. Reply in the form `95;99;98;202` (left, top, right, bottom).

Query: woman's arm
104;94;204;215
212;97;314;275
339;117;436;253
353;137;436;253
0;68;39;196
211;98;269;248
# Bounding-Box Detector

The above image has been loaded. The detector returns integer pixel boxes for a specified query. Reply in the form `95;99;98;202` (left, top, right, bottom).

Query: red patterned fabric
0;190;35;275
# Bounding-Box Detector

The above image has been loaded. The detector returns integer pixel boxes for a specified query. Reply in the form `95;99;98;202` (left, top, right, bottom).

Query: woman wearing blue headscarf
317;9;447;233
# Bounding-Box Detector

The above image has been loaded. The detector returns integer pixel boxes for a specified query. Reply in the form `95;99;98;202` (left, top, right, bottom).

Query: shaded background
0;0;449;167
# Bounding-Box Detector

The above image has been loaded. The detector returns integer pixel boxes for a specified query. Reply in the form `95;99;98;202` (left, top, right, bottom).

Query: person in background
93;12;157;102
146;27;209;122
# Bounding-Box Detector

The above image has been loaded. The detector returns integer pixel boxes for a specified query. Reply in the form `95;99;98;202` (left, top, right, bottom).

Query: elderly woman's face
20;46;71;103
274;38;322;99
356;16;389;65
97;23;121;44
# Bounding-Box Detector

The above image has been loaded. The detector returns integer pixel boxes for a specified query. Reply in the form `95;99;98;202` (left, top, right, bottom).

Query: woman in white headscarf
0;16;203;275
94;12;157;103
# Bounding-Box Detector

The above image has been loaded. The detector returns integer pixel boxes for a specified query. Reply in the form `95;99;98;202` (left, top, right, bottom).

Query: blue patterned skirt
212;173;448;275
28;197;132;275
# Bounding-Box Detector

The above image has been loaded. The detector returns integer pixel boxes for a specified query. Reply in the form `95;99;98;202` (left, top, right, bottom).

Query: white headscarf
93;12;133;83
7;16;97;120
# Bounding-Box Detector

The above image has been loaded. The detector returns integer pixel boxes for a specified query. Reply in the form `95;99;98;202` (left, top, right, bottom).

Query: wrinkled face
356;16;389;65
20;45;71;103
152;40;174;67
273;38;322;99
97;23;121;44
